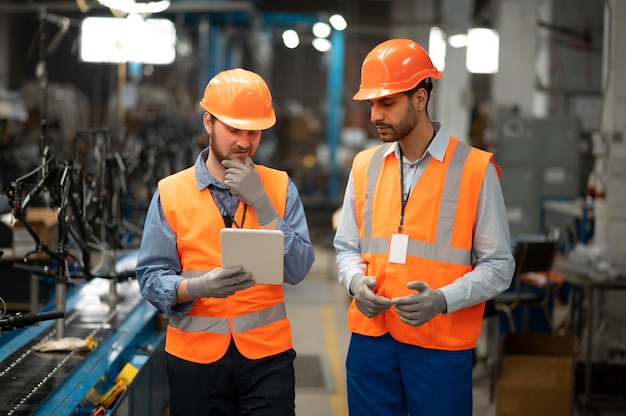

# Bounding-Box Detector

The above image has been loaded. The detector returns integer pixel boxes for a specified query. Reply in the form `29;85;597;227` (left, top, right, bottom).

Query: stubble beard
376;104;418;143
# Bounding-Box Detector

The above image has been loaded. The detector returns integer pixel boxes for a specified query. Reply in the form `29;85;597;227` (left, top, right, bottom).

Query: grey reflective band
169;315;231;334
231;302;287;334
168;302;287;335
362;144;390;253
359;142;473;266
172;271;287;335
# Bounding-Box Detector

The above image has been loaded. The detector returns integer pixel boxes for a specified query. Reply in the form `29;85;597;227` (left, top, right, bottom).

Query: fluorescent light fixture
312;21;331;38
282;29;299;49
97;0;170;14
312;37;331;52
329;14;347;31
448;33;467;48
428;26;446;71
80;16;176;64
466;28;499;74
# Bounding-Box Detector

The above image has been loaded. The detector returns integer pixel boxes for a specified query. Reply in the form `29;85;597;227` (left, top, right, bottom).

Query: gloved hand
221;157;278;225
187;266;254;299
391;281;447;326
351;274;392;318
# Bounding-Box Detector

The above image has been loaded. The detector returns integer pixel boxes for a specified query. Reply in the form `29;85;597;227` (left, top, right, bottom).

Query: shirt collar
194;147;227;191
382;121;448;163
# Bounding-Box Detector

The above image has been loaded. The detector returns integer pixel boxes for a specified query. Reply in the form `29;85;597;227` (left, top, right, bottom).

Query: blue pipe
326;29;345;202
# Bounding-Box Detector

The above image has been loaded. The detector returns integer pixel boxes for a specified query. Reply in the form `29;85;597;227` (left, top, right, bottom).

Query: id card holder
388;233;409;264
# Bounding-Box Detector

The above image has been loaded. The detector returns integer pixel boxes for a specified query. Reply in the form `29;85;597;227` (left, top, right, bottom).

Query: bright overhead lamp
329;14;347;31
448;33;468;48
312;38;331;52
97;0;170;14
466;28;499;74
312;22;331;38
80;16;176;64
282;29;299;49
428;26;446;71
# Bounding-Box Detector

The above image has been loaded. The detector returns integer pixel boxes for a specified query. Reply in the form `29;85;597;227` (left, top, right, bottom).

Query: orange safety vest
158;164;291;363
350;138;501;351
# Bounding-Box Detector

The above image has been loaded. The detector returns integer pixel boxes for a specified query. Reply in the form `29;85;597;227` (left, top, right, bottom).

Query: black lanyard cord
396;128;437;233
209;186;247;228
398;146;409;233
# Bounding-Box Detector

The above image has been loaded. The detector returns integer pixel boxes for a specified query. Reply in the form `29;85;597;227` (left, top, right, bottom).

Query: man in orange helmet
137;68;315;415
334;39;515;415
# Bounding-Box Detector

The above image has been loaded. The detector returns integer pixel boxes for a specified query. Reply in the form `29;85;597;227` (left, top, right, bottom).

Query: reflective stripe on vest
169;270;288;335
360;142;472;266
169;303;287;335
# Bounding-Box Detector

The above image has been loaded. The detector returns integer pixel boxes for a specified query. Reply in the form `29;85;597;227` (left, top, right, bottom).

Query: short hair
404;77;433;112
404;77;433;98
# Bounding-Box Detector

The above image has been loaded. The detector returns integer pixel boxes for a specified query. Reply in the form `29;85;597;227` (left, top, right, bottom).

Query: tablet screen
220;228;284;285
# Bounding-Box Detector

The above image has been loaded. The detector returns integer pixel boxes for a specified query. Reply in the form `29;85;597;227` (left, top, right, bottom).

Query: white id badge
388;233;409;264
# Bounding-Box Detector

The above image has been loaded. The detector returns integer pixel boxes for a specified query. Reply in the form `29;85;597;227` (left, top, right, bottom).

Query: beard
208;125;252;163
375;104;418;143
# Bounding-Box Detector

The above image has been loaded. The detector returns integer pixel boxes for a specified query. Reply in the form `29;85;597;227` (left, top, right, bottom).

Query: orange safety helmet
353;39;442;101
199;68;276;130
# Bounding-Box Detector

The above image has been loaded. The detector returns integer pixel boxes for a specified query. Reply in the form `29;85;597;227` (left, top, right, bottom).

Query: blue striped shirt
136;148;315;315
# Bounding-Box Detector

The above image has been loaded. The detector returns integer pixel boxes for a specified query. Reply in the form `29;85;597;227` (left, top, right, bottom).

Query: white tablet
220;228;285;285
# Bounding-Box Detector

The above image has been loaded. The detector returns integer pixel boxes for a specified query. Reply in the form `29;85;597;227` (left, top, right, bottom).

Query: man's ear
203;112;213;131
413;88;429;111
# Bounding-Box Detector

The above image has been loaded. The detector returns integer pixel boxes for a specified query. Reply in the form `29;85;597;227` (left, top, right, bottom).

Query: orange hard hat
199;68;276;130
353;39;442;101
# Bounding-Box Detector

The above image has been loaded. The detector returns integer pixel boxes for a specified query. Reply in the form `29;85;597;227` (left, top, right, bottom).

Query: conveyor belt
0;279;145;415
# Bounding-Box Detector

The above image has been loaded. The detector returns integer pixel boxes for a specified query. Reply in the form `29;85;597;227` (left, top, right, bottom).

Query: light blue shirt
136;148;315;315
333;123;515;313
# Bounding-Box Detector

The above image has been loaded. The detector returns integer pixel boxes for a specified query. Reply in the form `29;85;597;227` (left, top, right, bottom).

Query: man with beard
136;68;315;415
333;39;514;415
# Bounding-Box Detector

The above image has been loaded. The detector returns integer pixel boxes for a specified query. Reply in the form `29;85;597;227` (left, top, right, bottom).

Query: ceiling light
448;33;468;48
329;14;347;31
466;28;499;74
282;30;299;49
428;27;446;71
312;22;331;38
97;0;171;15
312;38;331;52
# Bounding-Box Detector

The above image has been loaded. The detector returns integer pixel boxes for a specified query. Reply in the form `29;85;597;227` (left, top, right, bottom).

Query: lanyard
209;186;247;228
398;146;410;233
396;128;437;233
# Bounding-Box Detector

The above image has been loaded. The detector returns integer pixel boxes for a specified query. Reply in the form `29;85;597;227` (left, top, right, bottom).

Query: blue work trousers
346;332;473;416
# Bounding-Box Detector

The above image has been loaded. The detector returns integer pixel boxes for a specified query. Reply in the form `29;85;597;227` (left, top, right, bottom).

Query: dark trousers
166;339;296;416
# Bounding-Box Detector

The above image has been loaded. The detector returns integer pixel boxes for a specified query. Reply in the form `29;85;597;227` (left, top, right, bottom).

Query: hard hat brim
211;110;277;131
353;88;404;101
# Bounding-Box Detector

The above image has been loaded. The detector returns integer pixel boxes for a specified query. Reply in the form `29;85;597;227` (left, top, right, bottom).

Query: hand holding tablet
220;228;285;285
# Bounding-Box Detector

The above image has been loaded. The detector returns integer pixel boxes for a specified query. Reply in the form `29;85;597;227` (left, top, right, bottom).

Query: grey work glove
221;157;278;225
391;281;447;326
186;266;254;299
351;274;393;318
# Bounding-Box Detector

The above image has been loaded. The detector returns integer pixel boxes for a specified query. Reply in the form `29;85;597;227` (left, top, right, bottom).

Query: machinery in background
494;114;582;237
0;278;168;416
0;124;170;415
